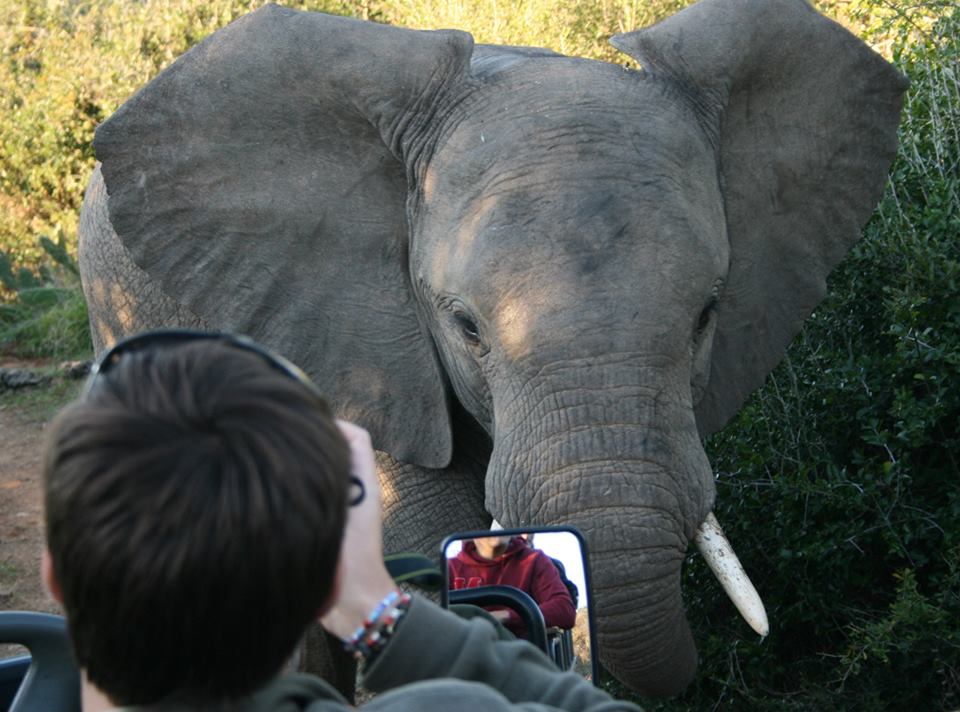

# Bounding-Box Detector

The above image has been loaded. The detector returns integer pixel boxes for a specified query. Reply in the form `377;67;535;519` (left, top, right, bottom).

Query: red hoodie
448;537;576;636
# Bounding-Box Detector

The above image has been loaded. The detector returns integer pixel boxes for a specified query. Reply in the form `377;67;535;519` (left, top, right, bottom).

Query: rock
0;368;44;390
59;360;92;379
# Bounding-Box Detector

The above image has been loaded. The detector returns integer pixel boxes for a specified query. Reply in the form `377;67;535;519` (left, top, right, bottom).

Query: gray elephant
77;0;906;696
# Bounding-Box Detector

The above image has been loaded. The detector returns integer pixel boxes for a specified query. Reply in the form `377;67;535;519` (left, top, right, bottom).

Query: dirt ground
1;361;84;660
0;409;51;618
0;362;79;620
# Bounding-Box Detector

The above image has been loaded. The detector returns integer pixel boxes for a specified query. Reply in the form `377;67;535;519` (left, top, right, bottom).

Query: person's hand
320;420;398;641
490;609;512;623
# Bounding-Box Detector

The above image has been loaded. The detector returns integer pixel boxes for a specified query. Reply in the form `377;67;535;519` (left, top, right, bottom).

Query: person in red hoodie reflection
449;534;576;638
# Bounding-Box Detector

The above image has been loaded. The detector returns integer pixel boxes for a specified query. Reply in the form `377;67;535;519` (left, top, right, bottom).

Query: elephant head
85;0;906;696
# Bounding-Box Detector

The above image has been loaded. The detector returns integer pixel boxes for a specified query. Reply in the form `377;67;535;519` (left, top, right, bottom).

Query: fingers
335;417;369;444
336;419;377;490
321;420;396;640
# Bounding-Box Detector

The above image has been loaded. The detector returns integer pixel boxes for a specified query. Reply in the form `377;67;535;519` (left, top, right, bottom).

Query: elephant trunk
486;380;713;695
588;514;698;695
486;354;715;695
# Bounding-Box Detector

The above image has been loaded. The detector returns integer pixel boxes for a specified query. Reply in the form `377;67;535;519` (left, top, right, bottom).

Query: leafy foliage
0;0;361;281
0;233;91;359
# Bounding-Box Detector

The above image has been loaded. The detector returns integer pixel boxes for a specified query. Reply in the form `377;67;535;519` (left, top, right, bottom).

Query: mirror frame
439;525;600;684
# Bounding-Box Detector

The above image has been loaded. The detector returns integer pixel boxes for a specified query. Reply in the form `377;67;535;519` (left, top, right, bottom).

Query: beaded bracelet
344;589;412;662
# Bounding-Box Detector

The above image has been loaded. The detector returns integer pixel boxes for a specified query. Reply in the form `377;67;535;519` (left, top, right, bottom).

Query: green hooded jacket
121;597;642;712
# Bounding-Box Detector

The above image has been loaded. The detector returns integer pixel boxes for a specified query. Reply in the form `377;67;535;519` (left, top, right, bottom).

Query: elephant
77;0;906;696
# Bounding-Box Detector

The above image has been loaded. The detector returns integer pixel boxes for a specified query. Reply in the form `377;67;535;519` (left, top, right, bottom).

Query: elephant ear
94;5;474;467
611;0;907;436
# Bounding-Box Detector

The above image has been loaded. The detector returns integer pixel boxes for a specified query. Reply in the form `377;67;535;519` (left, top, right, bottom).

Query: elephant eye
454;312;482;345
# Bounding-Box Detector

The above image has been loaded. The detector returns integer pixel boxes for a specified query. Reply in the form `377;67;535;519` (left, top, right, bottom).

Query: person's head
472;534;513;560
42;332;351;707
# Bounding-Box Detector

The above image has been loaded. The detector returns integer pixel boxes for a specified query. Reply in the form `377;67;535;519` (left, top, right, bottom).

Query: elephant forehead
414;73;726;275
414;171;728;308
430;61;707;188
412;63;728;333
417;182;728;337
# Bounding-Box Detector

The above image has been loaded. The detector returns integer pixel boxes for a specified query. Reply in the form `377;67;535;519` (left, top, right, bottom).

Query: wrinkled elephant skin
78;0;906;695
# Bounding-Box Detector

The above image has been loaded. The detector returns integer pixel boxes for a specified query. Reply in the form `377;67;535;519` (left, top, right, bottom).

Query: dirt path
0;365;82;620
0;407;54;616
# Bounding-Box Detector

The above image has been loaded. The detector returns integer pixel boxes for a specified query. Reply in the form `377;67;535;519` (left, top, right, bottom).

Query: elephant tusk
694;512;769;637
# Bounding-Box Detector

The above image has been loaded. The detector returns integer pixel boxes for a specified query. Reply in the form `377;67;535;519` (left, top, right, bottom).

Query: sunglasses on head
83;329;365;507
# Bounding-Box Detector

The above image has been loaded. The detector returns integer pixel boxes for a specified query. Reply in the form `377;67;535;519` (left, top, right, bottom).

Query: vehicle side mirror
440;526;599;684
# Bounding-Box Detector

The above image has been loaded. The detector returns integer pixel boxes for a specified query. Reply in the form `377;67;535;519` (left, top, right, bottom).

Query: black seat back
550;557;579;611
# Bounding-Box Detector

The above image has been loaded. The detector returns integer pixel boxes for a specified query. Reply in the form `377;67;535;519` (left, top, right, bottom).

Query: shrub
0;0;359;285
0;233;92;359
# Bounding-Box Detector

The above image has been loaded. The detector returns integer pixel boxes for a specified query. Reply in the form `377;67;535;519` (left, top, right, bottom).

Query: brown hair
43;339;350;706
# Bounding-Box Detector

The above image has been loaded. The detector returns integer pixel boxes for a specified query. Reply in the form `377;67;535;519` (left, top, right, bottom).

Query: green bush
0;0;360;280
0;233;92;359
644;5;959;710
